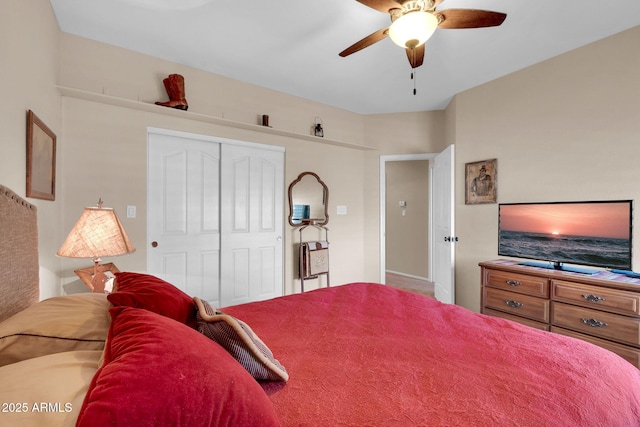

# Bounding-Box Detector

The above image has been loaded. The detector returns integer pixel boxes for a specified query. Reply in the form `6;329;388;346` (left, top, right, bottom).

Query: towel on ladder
302;241;329;277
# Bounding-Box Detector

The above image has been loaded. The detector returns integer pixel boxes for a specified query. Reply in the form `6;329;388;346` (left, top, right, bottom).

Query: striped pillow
194;297;288;382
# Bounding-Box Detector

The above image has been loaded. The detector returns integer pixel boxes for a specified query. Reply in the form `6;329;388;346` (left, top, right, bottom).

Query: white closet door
220;143;284;306
147;131;221;306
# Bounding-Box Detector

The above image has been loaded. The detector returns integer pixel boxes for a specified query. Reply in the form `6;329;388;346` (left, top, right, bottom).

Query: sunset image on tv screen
498;201;632;270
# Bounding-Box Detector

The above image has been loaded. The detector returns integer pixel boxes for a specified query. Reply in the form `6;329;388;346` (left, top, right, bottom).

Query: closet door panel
221;144;284;306
147;132;221;306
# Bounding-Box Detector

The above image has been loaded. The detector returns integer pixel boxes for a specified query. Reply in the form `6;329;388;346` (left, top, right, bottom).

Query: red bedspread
223;283;640;426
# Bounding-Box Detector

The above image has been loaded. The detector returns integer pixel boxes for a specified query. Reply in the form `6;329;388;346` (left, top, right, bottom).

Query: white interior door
432;145;455;304
147;130;221;306
220;143;284;306
148;129;285;307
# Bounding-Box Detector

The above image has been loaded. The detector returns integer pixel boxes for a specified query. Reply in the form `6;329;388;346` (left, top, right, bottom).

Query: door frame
147;127;286;153
379;153;437;283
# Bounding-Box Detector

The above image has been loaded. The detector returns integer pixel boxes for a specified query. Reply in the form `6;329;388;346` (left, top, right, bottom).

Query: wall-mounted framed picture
465;159;497;205
26;110;56;201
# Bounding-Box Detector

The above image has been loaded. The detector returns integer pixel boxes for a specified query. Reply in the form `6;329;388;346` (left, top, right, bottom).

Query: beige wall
57;33;373;296
56;32;450;297
452;26;640;311
0;0;63;299
2;2;440;299
4;2;638;310
385;160;430;278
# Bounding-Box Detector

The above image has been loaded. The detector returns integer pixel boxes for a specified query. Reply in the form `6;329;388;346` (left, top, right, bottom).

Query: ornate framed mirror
287;172;329;227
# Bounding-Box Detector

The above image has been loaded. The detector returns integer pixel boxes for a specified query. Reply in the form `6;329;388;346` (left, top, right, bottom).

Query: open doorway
380;154;435;297
384;159;433;297
379;147;455;302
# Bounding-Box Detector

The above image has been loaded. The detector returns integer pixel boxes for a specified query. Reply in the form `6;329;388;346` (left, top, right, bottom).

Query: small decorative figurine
313;117;324;138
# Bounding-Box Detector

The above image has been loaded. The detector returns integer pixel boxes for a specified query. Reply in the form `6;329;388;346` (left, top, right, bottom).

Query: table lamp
57;199;135;293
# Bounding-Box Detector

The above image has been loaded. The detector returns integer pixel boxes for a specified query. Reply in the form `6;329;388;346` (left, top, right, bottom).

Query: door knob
151;241;158;248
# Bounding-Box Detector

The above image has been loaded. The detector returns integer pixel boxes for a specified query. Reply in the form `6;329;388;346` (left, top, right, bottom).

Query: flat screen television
498;200;633;274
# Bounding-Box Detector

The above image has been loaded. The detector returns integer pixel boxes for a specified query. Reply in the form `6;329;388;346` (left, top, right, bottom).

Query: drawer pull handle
581;318;608;328
582;294;605;303
505;299;523;308
506;280;521;287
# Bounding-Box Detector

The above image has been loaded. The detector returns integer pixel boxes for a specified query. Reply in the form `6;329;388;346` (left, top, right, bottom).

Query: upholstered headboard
0;185;38;322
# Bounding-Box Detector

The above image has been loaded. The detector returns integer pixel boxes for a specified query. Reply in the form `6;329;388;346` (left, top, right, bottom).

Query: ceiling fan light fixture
388;11;438;49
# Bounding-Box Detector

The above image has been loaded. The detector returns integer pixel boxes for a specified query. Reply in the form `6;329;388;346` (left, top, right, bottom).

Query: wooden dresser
480;259;640;368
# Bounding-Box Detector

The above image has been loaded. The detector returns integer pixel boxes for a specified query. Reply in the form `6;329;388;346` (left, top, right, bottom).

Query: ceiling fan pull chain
410;48;417;96
413;67;417;96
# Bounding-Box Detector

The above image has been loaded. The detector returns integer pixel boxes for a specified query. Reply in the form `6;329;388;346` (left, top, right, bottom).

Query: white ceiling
50;0;640;115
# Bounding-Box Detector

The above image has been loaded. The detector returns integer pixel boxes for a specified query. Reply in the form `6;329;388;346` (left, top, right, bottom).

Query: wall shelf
57;86;376;151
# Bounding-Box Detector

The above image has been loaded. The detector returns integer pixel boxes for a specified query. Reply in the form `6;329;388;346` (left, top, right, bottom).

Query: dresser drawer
551;302;640;347
484;308;549;331
551;326;640;368
484;269;549;298
552;280;640;316
484;287;549;323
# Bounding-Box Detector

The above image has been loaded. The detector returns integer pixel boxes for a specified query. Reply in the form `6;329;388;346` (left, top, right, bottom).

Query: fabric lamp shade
57;207;135;258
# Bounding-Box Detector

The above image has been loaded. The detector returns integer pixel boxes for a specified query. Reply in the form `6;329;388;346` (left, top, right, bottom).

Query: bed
1;185;639;427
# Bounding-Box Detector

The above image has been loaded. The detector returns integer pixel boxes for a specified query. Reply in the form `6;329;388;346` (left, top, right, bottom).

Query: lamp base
91;271;110;293
74;262;120;293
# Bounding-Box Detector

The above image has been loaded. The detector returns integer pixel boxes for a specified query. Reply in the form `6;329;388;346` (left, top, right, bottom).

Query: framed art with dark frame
26;110;56;201
465;159;497;205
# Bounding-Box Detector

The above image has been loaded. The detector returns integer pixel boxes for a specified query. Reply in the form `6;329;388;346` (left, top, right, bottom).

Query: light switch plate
126;205;136;218
336;205;347;215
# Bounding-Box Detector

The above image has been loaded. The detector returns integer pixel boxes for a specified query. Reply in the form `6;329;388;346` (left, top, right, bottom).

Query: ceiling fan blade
406;44;425;68
356;0;401;13
339;27;389;57
436;9;506;29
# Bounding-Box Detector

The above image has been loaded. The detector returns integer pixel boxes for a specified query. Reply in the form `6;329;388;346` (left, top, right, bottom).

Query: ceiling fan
339;0;507;70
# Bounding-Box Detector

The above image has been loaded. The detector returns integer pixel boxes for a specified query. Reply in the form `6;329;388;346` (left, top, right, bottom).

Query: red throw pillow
76;306;280;427
108;272;197;327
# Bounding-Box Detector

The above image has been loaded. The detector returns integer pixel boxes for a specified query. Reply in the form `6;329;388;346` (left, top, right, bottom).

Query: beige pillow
0;293;111;367
0;350;102;427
